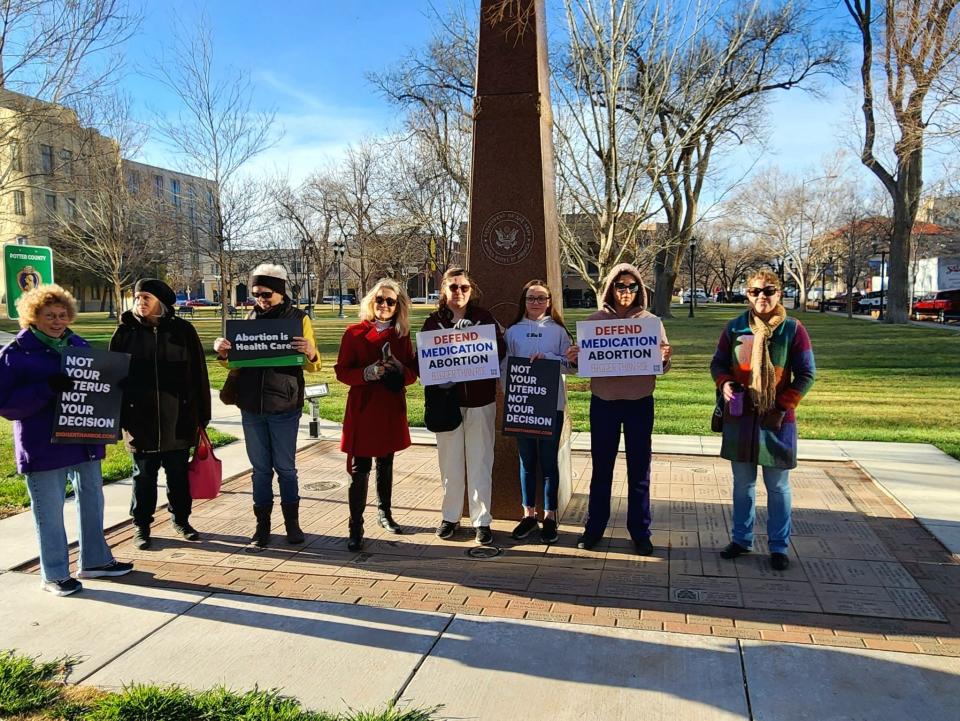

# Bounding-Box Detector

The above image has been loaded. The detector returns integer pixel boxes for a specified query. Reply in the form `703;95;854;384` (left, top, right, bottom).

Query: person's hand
529;352;545;362
722;381;737;402
47;372;74;393
382;370;405;393
384;357;404;373
291;336;318;361
363;363;385;382
565;345;580;365
661;342;672;364
214;337;231;358
761;407;785;431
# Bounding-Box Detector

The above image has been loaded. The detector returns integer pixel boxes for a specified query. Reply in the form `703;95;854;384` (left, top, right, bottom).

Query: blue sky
120;1;871;192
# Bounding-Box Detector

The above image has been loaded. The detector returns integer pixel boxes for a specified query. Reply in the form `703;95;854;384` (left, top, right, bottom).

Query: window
45;193;56;215
13;190;25;215
59;149;73;177
66;197;77;219
170;178;181;210
10;140;21;172
188;185;196;225
127;170;140;194
40;144;54;174
155;174;164;200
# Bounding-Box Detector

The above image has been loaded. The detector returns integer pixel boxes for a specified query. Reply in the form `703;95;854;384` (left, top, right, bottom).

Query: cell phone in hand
381;342;393;363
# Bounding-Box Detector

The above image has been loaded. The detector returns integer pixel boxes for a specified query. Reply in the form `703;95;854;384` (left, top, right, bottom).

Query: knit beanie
135;278;176;308
250;263;288;297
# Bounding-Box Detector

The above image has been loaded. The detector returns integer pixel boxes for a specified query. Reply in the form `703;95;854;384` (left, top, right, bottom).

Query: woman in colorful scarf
710;270;815;571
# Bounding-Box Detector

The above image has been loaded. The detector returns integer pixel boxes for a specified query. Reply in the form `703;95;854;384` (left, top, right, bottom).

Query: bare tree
275;177;335;304
150;15;277;334
699;231;766;300
845;0;960;322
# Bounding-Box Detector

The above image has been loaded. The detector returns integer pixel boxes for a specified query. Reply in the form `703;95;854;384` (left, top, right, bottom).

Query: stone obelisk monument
466;0;571;520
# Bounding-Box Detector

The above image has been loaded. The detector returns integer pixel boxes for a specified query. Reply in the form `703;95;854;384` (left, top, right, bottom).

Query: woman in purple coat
0;285;132;596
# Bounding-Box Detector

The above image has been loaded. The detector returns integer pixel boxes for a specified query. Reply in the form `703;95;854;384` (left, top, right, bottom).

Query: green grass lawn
2;303;958;477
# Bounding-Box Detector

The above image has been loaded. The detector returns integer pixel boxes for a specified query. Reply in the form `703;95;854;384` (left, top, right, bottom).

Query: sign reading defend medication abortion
416;324;501;386
226;319;303;368
52;348;130;444
575;319;663;378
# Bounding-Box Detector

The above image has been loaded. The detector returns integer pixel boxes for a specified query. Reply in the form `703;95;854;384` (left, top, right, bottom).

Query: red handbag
188;428;222;499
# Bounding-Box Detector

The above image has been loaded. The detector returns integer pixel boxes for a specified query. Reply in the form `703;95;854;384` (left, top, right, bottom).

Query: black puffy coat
109;308;211;452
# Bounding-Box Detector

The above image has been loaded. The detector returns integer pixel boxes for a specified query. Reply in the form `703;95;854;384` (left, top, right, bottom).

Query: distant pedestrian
710;270;816;571
421;268;506;546
567;264;672;556
335;279;418;551
0;285;132;596
109;279;211;550
504;279;572;545
213;264;321;547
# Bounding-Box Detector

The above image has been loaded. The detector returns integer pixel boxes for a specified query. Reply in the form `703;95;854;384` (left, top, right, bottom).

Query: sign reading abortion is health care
416;324;500;386
52;348;130;444
226;319;303;368
575;319;663;378
502;357;560;439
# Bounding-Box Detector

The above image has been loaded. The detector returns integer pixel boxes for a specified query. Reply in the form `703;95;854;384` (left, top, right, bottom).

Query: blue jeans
517;411;563;512
731;461;792;553
584;395;654;542
26;460;114;582
241;409;301;506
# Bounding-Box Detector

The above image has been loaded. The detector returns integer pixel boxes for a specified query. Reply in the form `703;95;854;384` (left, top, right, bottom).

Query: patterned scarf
747;304;787;413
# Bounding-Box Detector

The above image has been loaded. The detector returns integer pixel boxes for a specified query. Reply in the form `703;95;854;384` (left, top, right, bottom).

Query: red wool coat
335;321;418;459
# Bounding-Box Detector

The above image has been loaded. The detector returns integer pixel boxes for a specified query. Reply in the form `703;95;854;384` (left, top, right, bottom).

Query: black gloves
382;367;405;393
47;372;74;393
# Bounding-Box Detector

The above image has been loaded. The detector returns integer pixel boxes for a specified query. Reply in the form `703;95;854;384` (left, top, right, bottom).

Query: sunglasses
375;296;397;307
448;284;472;293
746;286;779;298
525;295;550;304
251;291;275;299
614;282;639;293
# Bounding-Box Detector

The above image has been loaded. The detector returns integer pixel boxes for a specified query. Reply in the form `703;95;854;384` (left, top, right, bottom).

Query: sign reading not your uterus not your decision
502;357;561;439
226;319;303;368
53;348;130;444
416;324;501;386
575;319;663;378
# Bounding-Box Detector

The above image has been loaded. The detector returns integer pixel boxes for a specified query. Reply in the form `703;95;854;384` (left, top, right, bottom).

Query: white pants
436;402;496;527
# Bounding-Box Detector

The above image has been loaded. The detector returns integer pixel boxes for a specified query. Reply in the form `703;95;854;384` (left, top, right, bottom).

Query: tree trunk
652;257;678;318
886;209;912;324
112;277;124;324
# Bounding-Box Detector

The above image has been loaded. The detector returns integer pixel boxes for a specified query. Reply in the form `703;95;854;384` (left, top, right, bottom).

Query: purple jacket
0;328;106;473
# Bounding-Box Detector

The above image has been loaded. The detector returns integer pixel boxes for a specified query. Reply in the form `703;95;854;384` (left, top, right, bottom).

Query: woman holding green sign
213;264;321;547
567;263;672;556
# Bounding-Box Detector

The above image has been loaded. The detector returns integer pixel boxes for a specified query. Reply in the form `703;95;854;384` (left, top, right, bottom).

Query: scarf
30;326;72;353
747;304;787;413
252;297;291;320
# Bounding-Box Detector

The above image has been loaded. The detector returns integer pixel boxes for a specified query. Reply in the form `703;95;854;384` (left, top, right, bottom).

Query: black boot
281;502;305;544
252;504;273;548
375;455;403;534
347;466;369;551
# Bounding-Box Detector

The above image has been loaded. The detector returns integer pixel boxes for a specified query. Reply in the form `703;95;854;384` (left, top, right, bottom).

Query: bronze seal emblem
479;211;533;266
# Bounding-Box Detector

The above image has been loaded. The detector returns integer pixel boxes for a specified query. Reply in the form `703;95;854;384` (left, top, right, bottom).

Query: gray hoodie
504;316;573;411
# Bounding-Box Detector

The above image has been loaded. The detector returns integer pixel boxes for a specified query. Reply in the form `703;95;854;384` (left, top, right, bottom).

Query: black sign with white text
52;348;130;444
501;356;561;439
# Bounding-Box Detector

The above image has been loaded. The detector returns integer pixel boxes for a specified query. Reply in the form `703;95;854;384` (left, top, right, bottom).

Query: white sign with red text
575;319;663;378
416;324;501;386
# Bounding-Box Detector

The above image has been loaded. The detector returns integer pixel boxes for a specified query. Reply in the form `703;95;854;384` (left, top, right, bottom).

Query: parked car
715;291;746;303
321;294;357;305
912;288;960;323
856;291;885;314
681;290;710;304
822;293;863;313
185;298;217;307
410;296;428;304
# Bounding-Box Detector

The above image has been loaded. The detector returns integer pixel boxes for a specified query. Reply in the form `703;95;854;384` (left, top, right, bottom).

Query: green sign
4;244;54;319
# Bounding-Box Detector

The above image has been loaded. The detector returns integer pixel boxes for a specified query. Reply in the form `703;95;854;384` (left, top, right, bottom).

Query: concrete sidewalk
1;570;958;720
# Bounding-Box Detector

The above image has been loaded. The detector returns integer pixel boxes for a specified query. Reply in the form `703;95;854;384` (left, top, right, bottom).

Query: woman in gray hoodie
566;263;672;555
503;279;573;544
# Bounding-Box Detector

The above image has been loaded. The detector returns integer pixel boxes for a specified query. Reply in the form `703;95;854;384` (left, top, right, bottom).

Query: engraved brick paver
27;440;959;655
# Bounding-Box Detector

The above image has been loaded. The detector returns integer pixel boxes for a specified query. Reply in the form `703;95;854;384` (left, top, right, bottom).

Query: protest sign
226;319;303;368
501;357;560;438
575;318;663;378
4;244;54;318
416;324;500;386
52;348;130;444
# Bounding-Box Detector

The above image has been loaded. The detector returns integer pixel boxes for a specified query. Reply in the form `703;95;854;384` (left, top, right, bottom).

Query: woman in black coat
109;279;211;549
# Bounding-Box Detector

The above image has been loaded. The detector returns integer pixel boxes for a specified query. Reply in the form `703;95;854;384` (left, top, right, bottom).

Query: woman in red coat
335;278;417;550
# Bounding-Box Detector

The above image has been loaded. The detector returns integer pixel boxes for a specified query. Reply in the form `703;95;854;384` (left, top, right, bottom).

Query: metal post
337;256;345;319
879;250;886;321
819;259;828;313
688;239;695;319
305;247;313;319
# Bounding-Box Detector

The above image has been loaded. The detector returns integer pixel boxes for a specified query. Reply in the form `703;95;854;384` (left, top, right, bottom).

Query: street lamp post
872;242;887;321
688;237;697;319
819;256;832;313
332;240;346;320
303;242;313;319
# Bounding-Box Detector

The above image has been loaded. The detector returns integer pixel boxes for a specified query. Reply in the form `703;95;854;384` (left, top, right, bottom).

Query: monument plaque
466;0;569;520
